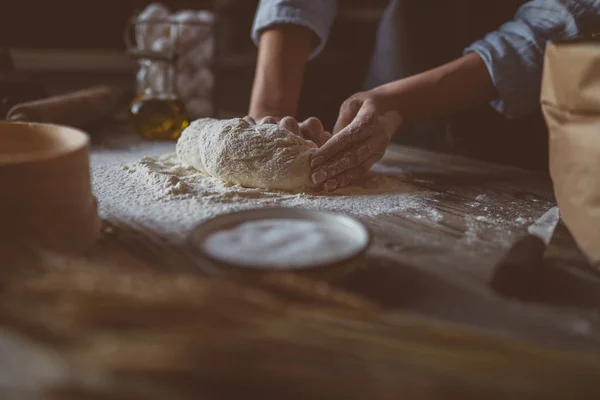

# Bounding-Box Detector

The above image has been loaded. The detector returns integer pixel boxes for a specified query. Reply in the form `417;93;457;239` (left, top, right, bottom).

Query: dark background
2;0;388;127
2;0;523;129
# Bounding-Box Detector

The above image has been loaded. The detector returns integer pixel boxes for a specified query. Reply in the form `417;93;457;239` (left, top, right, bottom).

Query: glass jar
129;57;189;141
126;17;190;140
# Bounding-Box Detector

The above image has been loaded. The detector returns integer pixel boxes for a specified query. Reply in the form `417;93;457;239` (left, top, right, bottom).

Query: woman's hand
308;52;496;192
309;91;402;192
244;52;493;193
244;115;332;147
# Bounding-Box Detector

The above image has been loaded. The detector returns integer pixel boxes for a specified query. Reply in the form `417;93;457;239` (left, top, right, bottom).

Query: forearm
464;0;600;118
375;52;496;125
249;25;313;120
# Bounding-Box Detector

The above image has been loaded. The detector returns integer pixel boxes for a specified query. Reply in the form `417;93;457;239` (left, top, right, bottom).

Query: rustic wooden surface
2;133;600;398
348;147;600;345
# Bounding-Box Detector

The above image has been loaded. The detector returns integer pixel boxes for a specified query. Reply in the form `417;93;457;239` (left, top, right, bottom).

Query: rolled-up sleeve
251;0;337;60
465;0;600;119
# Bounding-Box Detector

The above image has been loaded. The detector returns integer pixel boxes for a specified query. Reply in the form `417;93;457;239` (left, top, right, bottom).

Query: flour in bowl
202;219;362;268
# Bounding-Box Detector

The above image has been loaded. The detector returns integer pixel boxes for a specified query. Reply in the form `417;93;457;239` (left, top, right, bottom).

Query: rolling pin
6;85;124;128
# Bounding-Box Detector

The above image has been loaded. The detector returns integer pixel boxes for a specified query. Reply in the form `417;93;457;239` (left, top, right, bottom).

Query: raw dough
176;118;317;190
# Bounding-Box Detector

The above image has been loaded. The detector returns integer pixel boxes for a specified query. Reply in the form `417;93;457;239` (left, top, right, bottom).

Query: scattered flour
462;217;479;245
461;207;535;247
91;144;435;243
90;138;539;248
515;216;528;224
426;208;443;223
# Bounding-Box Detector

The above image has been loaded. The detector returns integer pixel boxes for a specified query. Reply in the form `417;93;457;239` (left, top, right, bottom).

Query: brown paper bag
541;39;600;267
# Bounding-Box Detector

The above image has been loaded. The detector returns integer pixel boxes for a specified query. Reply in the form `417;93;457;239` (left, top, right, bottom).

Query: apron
363;0;548;171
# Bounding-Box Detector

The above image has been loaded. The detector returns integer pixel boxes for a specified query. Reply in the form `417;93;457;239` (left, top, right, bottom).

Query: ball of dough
176;118;317;190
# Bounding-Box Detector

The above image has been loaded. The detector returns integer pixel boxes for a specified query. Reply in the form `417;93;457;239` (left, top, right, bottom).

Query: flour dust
92;152;433;242
91;146;534;248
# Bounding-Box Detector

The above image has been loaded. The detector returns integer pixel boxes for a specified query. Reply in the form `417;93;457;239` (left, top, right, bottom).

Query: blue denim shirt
252;0;600;119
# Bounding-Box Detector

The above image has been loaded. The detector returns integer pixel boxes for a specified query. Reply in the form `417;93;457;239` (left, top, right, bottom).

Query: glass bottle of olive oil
129;58;189;141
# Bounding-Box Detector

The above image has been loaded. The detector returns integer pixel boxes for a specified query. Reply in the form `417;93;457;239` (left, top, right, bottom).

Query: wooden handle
491;235;600;307
490;234;547;298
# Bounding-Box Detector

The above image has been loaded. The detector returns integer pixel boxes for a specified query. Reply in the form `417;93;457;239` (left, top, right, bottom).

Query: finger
322;154;380;192
319;131;333;145
310;133;385;185
243;116;256;125
279;116;301;135
333;97;362;135
259;116;278;125
299;117;324;136
299;117;325;143
307;129;332;148
311;102;378;168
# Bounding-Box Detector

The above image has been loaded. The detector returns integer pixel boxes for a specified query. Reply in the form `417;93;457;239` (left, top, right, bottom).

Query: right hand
308;91;402;191
244;115;332;147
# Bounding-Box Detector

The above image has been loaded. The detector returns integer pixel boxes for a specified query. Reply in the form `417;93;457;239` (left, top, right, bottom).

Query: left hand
244;115;332;147
309;91;402;192
281;116;332;147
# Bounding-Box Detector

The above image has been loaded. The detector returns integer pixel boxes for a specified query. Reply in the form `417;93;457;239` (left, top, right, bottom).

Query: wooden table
2;131;600;399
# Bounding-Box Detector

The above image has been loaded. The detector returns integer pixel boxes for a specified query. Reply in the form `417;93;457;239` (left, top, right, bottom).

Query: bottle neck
139;58;177;98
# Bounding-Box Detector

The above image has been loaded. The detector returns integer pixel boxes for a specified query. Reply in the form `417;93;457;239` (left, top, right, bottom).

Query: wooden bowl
0;122;100;253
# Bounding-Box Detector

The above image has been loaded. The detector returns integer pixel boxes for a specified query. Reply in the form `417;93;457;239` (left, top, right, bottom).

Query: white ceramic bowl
0;122;100;253
190;207;371;279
